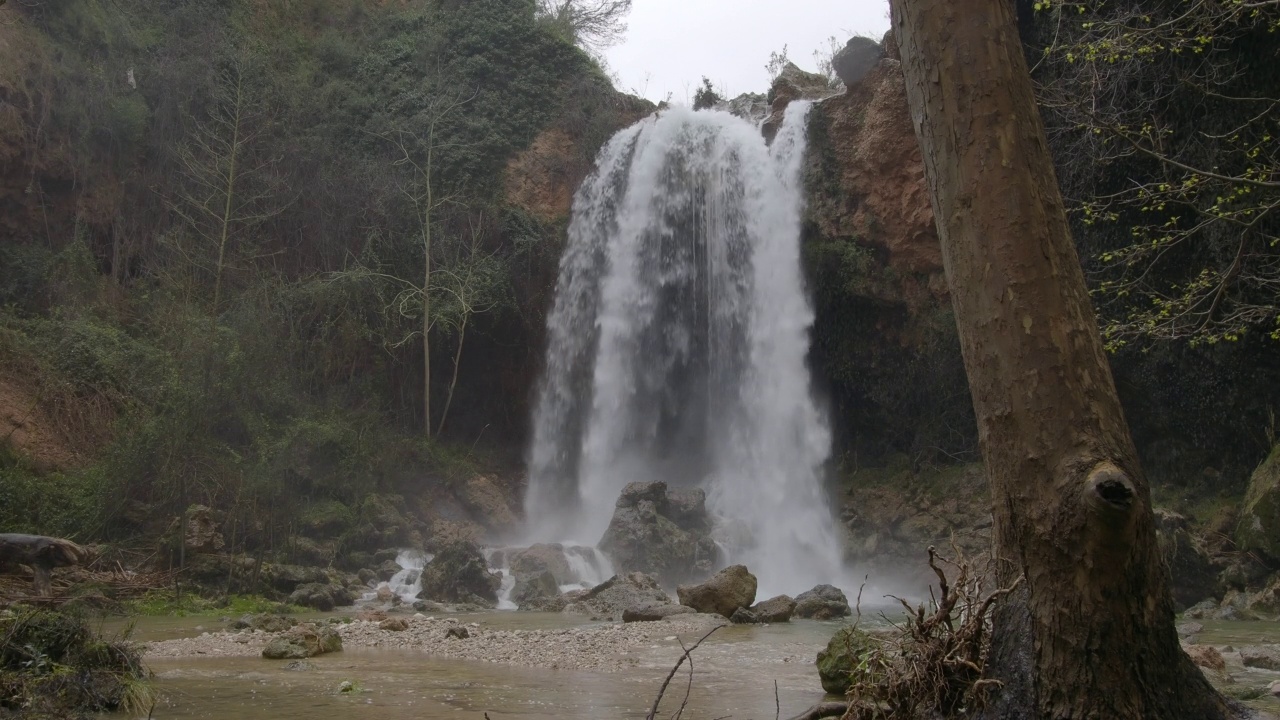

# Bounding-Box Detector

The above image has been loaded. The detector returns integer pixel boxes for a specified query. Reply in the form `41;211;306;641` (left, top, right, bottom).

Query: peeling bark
887;0;1240;717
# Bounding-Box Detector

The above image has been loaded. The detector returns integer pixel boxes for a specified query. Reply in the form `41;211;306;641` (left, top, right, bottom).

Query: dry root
840;546;1022;720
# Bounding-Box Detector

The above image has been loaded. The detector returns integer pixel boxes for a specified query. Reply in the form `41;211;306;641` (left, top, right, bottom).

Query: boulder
379;618;409;631
513;570;562;611
457;475;520;534
183;506;224;554
509;544;575;584
598;482;720;586
1246;575;1280;616
1185;645;1226;673
729;607;758;624
1236;446;1280;559
287;582;355;611
1154;509;1219;609
831;36;885;89
1241;645;1280;670
794;585;853;620
750;595;797;623
676;565;757;618
262;625;343;659
417;539;501;607
564;572;671;619
816;626;876;694
286;536;333;567
445;626;469;640
622;603;696;622
235;613;294;633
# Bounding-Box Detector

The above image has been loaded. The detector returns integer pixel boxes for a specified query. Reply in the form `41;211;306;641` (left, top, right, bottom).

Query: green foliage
692;77;721;111
0;608;151;717
0;452;100;540
125;590;299;617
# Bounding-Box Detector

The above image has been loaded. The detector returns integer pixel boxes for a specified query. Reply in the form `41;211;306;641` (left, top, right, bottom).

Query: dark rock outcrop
598;481;719;586
676;565;757;618
417;539;501;607
287;582;355;611
1154;509;1220;609
794;585;852;620
831;37;885;88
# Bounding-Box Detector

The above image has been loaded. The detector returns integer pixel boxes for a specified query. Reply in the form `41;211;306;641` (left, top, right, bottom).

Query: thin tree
433;212;508;436
537;0;632;49
888;1;1238;717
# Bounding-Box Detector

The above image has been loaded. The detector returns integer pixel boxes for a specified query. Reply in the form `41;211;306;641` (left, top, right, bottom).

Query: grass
126;590;302;617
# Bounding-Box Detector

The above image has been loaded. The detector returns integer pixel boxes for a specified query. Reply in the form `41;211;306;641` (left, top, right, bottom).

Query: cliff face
800;44;975;463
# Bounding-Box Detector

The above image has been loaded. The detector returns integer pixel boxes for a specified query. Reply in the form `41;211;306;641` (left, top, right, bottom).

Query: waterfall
525;102;844;597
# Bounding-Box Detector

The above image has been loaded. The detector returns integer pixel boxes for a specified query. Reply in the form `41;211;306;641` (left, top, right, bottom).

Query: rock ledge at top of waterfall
597;481;720;587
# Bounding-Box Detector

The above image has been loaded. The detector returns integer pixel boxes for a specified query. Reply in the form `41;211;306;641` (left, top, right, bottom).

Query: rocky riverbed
144;612;729;671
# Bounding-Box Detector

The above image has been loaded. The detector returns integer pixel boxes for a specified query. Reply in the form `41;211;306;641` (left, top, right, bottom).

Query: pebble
144;614;727;671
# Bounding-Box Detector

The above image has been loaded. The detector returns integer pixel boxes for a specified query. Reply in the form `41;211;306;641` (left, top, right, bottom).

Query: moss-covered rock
261;624;342;660
417;539;501;606
1236;446;1280;559
816;625;877;695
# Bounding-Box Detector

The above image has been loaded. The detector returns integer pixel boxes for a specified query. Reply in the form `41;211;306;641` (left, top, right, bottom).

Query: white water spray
525;103;845;597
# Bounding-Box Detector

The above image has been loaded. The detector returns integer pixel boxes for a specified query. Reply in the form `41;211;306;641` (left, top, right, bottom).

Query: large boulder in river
598;481;720;586
676;565;757;618
262;624;343;660
751;595;797;623
417;539;501;607
512;570;565;612
817;626;876;694
1236;446;1280;560
1154;509;1219;610
622;603;696;622
794;585;853;620
563;572;671;619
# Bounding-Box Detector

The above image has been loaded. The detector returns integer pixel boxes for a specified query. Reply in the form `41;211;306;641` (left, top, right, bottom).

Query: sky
603;0;892;104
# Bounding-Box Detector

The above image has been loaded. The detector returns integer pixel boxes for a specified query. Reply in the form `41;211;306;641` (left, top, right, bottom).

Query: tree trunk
888;1;1238;717
437;314;467;437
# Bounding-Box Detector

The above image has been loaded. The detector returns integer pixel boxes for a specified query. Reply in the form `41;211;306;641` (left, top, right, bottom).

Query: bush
0;608;152;718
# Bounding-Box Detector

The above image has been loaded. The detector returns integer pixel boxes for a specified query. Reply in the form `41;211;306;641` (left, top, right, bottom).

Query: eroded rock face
418;539;502;607
762;62;836;141
676;565;757;618
597;482;719;586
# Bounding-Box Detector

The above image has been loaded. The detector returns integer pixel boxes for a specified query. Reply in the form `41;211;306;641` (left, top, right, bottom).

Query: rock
263;564;330;594
513;570;562;610
262;625;343;659
1185;644;1226;672
356;568;376;585
457;475;519;534
1236;446;1280;559
1154;509;1220;610
1246;575;1280;615
1269;679;1280;698
729;607;758;624
248;614;295;633
509;544;576;585
763;62;836;141
750;595;796;623
1177;622;1204;637
376;559;401;582
564;572;671;618
597;482;720;586
283;660;316;671
445;626;469;640
1240;645;1280;670
676;565;757;618
1217;590;1261;621
816;626;876;694
1183;599;1219;620
285;536;333;567
379;618;409;631
183;505;224;554
288;582;355;611
831;36;884;88
621;603;696;622
794;585;853;620
417;539;501;607
376;584;395;603
413;599;445;613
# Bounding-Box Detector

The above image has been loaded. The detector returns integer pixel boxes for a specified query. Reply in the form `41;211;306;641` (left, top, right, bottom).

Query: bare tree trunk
437;314;467;437
888;1;1238;717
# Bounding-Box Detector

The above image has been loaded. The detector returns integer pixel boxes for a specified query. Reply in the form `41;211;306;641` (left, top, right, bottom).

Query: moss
816;625;879;695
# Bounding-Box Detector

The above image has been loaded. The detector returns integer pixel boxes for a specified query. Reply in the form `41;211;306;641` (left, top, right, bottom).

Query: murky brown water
110;613;843;719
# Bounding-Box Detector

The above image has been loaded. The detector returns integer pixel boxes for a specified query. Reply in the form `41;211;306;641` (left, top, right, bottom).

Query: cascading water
525;102;845;597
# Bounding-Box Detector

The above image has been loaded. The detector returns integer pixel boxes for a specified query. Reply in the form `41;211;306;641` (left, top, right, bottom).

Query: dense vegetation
0;0;643;554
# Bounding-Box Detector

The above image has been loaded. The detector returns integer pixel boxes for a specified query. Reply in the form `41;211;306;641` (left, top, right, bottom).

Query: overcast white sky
603;0;891;103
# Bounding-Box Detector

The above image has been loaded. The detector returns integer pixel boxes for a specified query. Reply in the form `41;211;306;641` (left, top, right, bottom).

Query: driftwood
0;534;92;596
785;702;851;720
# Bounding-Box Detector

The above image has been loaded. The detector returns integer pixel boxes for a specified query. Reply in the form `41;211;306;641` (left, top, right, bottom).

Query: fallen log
0;534;92;596
784;702;850;720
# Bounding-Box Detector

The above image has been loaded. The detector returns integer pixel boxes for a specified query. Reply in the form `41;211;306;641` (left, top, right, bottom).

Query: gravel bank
143;613;729;671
